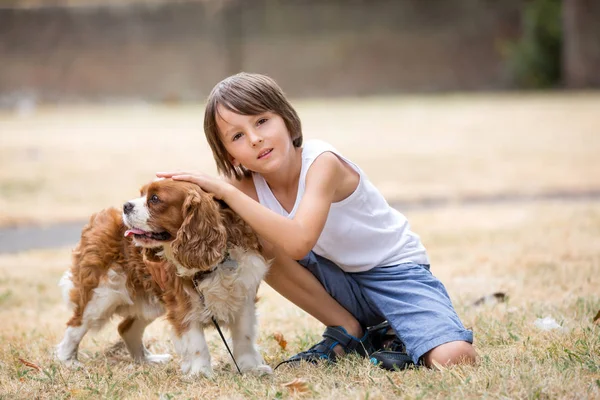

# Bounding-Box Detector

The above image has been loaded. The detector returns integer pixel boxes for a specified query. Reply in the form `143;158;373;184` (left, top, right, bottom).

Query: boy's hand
157;171;232;200
143;252;169;291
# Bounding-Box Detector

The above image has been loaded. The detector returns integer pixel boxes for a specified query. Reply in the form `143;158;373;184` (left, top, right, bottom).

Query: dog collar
192;250;232;283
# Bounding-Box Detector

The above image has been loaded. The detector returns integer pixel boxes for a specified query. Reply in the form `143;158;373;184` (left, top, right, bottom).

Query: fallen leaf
593;310;600;325
273;332;287;350
18;358;41;372
473;292;507;307
282;377;309;394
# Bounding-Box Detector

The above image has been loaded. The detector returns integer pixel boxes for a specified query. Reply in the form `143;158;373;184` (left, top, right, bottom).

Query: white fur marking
59;270;75;310
83;269;133;331
172;323;213;377
56;325;88;363
231;298;272;375
123;196;153;232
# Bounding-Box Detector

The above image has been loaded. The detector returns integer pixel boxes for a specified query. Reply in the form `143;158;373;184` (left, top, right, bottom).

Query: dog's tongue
124;228;147;237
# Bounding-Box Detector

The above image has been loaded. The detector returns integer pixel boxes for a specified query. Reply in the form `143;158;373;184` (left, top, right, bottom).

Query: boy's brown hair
204;72;303;180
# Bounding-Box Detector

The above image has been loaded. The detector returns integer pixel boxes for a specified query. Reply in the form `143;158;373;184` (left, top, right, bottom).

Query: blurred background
2;4;600;398
0;0;599;241
0;0;598;107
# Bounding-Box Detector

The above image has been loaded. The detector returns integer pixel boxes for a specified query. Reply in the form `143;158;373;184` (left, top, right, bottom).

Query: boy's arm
221;152;340;259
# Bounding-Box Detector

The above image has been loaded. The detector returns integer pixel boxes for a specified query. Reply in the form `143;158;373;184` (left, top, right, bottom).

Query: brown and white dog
56;179;272;377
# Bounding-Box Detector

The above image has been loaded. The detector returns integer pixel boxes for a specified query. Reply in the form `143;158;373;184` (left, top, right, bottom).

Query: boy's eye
257;118;267;126
232;132;243;141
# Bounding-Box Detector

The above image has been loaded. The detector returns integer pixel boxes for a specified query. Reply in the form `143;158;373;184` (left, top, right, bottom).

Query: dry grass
0;203;598;399
1;93;599;399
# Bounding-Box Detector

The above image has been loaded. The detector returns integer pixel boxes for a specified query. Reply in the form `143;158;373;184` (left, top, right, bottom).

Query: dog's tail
58;270;75;310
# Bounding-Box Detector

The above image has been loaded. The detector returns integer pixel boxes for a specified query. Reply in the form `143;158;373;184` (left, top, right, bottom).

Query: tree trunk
563;0;600;88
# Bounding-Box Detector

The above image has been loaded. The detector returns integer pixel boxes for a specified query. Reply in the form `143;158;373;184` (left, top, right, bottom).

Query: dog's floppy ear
217;202;261;252
171;189;227;270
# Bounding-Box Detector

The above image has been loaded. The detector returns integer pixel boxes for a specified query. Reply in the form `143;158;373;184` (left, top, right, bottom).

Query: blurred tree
563;0;600;88
506;0;562;88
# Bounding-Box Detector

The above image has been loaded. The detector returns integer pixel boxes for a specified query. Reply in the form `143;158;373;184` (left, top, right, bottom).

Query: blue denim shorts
298;251;473;364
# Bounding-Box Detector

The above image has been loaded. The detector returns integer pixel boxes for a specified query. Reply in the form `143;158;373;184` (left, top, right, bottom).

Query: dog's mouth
124;228;172;241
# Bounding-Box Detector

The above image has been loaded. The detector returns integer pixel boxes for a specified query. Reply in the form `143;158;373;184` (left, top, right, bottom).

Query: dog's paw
55;349;81;367
181;359;213;378
62;358;84;369
236;353;272;375
144;353;172;364
55;346;76;363
245;364;273;376
188;364;214;378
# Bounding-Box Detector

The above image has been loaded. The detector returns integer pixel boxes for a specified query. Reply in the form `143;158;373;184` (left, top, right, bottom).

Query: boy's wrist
220;182;237;202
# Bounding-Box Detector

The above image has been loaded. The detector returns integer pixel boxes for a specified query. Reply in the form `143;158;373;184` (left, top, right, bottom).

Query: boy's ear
228;154;240;167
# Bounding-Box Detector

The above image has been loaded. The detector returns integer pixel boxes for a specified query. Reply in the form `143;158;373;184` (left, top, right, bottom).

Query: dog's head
122;179;258;272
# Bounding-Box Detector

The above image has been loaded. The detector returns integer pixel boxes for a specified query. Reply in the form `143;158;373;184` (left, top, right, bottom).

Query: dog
56;179;272;376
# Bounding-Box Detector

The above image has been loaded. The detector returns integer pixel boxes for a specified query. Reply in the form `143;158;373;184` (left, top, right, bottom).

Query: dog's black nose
123;202;134;215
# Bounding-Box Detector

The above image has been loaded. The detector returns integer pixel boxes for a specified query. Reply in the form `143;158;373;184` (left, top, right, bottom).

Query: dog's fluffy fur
56;179;271;376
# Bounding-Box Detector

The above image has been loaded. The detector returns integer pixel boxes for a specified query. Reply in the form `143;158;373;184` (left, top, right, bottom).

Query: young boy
153;73;476;369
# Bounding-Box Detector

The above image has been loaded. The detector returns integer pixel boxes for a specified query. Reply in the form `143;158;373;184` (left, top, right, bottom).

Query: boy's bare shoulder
226;175;258;202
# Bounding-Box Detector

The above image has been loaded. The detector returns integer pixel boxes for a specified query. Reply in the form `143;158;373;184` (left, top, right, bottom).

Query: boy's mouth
257;148;273;159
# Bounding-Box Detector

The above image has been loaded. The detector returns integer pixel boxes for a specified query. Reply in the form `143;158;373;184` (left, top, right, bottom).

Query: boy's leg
422;340;477;367
263;246;367;339
352;263;475;366
296;252;386;329
264;242;474;368
264;247;390;365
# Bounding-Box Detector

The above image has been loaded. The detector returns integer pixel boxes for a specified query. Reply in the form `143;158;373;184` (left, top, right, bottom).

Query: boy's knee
422;341;477;368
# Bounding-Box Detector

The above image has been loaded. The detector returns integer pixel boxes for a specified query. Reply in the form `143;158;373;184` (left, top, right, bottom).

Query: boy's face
216;104;295;175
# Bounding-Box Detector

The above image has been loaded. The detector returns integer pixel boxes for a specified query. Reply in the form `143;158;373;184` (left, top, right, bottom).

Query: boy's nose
250;136;263;146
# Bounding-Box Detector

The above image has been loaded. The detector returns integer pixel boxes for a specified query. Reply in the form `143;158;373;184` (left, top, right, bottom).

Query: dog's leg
56;271;89;366
57;268;131;366
230;299;272;375
172;322;213;377
56;323;89;366
118;317;171;364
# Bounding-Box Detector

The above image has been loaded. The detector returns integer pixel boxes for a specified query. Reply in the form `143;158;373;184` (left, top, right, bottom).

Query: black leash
212;317;242;374
193;250;241;374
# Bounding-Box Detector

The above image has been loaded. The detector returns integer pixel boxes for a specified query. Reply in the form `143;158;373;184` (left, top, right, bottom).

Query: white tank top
252;139;429;272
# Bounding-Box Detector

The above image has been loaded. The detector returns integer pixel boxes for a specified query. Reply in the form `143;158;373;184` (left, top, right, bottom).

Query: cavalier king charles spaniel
56;179;272;376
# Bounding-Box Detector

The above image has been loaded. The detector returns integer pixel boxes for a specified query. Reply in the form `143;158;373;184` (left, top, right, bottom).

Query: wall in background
1;0;580;105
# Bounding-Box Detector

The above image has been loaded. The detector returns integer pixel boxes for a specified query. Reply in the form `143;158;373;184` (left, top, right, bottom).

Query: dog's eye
149;194;160;204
